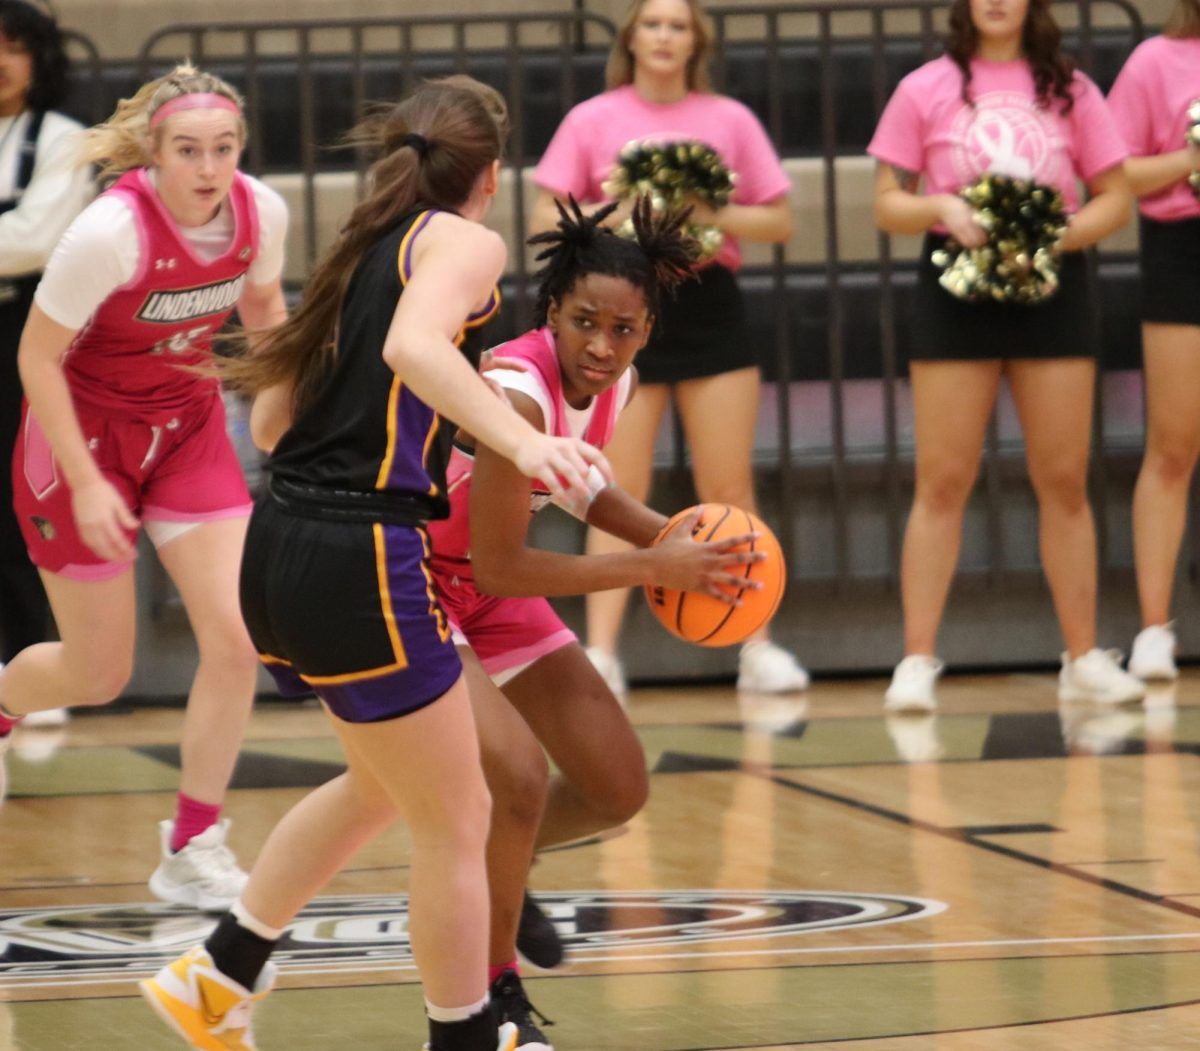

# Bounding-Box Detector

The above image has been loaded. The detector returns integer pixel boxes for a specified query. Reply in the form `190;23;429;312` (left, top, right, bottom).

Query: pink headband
150;93;242;129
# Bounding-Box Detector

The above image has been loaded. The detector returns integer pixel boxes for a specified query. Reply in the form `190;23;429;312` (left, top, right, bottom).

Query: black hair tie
401;132;430;157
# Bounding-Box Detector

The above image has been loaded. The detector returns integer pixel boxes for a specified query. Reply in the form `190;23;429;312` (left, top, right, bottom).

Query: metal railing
135;12;620;299
60;2;1153;605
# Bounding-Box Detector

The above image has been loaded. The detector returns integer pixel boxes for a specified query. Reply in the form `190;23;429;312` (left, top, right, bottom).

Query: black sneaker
516;890;564;969
489;968;554;1051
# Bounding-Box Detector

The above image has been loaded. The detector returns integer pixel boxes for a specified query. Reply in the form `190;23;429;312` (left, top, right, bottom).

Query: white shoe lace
175;837;247;895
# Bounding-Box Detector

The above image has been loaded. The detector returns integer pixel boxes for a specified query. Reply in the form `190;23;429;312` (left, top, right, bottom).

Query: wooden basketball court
3;671;1199;1049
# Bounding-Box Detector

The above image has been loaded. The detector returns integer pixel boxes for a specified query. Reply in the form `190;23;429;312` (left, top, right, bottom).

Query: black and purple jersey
267;208;500;524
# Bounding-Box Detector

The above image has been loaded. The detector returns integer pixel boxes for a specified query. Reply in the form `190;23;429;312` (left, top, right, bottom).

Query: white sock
231;900;285;941
425;992;489;1023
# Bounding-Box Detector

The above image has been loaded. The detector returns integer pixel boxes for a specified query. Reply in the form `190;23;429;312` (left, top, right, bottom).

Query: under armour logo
154;258;178;271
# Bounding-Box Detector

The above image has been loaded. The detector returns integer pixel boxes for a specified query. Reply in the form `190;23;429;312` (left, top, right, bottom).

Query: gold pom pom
934;171;1067;304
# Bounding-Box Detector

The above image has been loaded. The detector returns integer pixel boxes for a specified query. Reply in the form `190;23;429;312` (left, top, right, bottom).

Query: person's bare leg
240;677;493;1010
156;518;260;805
584;382;671;658
675;367;772;645
899;361;1002;656
459;648;548;968
503;644;647;849
1132;323;1200;627
0;568;136;716
1008;358;1098;658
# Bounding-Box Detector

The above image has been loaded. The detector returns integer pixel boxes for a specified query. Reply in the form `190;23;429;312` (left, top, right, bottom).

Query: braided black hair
527;195;698;329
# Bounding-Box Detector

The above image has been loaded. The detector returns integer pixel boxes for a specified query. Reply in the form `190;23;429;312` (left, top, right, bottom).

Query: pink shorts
432;560;576;684
12;393;253;581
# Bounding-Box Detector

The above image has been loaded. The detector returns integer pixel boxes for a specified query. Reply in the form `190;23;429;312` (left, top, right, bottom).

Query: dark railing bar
870;6;903;587
819;9;850;585
297;28;318;270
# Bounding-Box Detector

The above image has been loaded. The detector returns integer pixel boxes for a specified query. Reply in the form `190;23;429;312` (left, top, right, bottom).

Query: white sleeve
489;367;554;431
0;114;95;278
33;195;139;331
491;366;597;518
245;176;289;285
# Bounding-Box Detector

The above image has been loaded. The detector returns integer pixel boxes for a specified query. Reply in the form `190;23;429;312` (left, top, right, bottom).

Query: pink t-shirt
534;85;791;271
1107;35;1200;222
868;56;1127;216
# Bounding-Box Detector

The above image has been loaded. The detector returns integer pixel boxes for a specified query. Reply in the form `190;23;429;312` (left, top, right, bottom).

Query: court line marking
6;931;1200;990
769;772;1200;921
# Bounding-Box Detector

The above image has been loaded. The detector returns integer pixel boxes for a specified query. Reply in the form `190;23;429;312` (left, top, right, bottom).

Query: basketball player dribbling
427;198;762;1049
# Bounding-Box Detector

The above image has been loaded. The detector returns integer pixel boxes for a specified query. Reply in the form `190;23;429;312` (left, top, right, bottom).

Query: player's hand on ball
644;504;786;647
652;508;764;603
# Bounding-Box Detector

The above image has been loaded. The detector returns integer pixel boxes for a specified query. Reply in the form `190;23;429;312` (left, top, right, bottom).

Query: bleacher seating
63;29;1138;168
55;22;1146;386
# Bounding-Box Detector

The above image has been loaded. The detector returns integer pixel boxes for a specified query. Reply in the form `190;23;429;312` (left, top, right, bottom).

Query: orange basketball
643;503;786;647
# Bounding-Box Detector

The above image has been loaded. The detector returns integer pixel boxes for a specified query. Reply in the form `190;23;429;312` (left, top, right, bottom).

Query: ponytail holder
150;93;242;129
402;132;430;157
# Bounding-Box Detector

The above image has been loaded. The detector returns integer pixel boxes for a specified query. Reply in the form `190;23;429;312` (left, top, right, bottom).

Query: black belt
266;475;437;526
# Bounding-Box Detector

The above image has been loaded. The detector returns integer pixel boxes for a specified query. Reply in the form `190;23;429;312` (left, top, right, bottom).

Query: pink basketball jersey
429;327;623;564
63;168;260;419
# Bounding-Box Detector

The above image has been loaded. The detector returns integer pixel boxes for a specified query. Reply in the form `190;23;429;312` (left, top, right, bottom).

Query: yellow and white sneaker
140;946;275;1050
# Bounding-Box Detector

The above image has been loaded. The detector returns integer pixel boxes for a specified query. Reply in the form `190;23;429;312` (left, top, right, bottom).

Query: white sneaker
1058;649;1147;706
884;655;943;713
737;640;810;693
585;646;627;699
22;707;69;727
1128;624;1178;681
149;819;249;912
13;726;66;763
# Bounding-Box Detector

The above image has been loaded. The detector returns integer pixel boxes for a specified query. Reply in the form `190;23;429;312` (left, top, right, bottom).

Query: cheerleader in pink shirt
0;66;289;909
531;0;807;699
1107;0;1200;681
868;0;1142;711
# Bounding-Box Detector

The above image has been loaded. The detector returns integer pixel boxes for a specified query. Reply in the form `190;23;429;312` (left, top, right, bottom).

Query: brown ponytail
223;75;508;416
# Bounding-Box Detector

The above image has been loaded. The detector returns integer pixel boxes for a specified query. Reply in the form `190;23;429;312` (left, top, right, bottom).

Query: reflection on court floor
2;674;1199;1049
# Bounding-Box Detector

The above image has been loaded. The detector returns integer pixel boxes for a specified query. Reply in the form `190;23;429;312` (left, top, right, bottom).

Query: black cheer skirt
636;263;758;383
1140;215;1200;327
909;234;1097;361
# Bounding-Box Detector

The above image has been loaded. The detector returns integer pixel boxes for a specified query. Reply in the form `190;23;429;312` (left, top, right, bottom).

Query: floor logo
0;890;944;988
